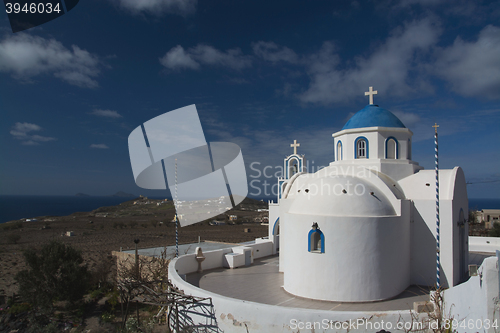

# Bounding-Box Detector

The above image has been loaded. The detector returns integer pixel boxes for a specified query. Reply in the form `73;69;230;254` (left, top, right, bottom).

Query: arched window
385;137;398;159
308;223;324;253
337;141;343;161
286;157;300;179
289;160;298;177
355;137;369;159
272;218;280;235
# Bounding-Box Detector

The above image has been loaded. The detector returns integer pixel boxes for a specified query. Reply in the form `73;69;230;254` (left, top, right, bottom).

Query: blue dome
342;105;406;130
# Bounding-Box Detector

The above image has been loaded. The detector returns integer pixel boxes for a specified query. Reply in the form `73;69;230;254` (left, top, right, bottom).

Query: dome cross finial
290;139;300;155
365;86;378;105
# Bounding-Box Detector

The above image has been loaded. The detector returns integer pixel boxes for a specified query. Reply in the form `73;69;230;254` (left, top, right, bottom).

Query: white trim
333;126;413;138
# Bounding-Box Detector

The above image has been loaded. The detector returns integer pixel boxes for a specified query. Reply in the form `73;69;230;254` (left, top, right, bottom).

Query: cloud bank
90;109;123;118
114;0;197;16
299;19;440;104
160;44;252;71
435;25;500;99
10;122;56;145
0;34;101;88
90;144;110;149
160;21;500;103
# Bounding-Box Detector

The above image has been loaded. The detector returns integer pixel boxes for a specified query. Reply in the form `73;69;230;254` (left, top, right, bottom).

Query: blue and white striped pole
433;123;440;289
175;158;179;258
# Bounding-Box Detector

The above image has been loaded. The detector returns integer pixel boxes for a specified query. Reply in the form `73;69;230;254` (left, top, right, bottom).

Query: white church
269;87;469;302
161;87;498;332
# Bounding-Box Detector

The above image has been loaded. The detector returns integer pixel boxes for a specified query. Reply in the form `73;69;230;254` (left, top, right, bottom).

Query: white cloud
0;34;101;88
90;109;122;118
90;144;110;149
10;122;41;137
252;41;299;64
299;19;440;104
160;44;252;71
435;25;500;99
159;45;200;70
10;122;56;145
114;0;197;16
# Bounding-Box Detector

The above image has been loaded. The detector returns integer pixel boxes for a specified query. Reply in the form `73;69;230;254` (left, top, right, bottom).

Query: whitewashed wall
173;241;274;275
333;127;412;161
400;167;469;288
470;237;500;252
269;203;280;255
280;212;410;302
443;256;499;333
168;253;421;333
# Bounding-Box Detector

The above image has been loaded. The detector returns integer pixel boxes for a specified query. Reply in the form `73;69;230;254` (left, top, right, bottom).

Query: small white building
477;209;500;229
269;88;469;302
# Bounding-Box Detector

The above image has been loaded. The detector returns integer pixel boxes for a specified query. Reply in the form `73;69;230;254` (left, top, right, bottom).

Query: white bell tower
278;139;306;200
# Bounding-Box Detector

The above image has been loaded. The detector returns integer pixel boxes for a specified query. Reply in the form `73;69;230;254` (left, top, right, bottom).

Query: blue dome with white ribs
342;105;406;130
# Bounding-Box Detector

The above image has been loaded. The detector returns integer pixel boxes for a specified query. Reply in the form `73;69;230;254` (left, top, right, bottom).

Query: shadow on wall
411;207;449;288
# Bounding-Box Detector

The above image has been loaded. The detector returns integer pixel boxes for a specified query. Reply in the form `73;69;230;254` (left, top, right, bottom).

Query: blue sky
0;0;499;199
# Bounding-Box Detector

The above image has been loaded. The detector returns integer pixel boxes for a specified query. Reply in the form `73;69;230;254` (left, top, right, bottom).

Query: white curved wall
168;251;417;333
281;209;410;302
286;175;397;217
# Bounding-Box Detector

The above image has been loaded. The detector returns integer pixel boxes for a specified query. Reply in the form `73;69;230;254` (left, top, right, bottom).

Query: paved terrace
186;252;494;312
186;256;429;311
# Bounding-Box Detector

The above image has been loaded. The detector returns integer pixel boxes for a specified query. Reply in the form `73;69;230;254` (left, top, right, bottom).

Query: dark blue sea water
0;195;498;224
468;198;500;211
0;195;139;223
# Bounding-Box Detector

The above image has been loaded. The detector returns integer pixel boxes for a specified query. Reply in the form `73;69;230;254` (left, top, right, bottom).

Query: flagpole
433;123;440;289
175;158;179;258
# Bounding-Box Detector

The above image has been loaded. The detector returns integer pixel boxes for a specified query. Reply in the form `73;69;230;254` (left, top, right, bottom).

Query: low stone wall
112;251;170;281
469;236;500;253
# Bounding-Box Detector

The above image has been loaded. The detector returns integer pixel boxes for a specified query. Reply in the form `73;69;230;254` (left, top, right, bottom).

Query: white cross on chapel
290;140;300;155
365;86;378;105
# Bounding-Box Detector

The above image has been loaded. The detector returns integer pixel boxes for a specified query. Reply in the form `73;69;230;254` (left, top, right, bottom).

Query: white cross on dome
365;86;378;105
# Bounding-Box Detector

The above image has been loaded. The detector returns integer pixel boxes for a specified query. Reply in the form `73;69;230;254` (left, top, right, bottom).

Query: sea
0;195;499;224
0;195;143;224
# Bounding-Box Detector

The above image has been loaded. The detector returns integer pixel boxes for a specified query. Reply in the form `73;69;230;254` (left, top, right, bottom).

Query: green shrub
101;311;115;323
7;302;31;314
489;222;500;237
106;289;120;311
89;289;102;300
15;241;90;311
